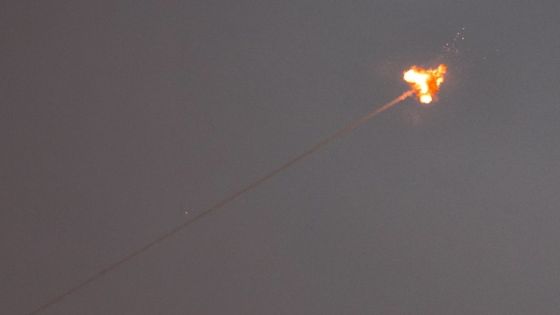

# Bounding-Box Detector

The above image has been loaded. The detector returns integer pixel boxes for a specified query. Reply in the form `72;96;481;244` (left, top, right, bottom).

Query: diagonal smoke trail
26;90;413;315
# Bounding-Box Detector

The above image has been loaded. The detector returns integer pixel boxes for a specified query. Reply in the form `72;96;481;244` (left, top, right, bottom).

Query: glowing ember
403;64;447;104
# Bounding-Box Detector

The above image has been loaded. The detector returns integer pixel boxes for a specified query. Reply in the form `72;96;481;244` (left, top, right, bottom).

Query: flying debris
403;64;447;104
443;26;466;55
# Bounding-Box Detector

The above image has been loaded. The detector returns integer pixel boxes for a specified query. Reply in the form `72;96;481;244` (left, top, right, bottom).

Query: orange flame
403;64;447;104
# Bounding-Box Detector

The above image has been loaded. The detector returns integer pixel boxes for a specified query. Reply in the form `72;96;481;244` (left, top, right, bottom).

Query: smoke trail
194;90;413;216
26;90;414;315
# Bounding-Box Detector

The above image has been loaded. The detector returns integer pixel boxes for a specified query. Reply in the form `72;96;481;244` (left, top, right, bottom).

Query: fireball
403;64;447;104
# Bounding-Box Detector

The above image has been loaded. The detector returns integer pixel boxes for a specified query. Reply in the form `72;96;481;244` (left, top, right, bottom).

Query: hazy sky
3;1;560;314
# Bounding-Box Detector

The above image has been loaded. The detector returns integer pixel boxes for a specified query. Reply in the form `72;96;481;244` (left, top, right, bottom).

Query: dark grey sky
2;1;560;314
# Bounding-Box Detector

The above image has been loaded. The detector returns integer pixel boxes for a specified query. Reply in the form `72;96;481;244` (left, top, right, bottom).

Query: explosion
403;64;447;104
